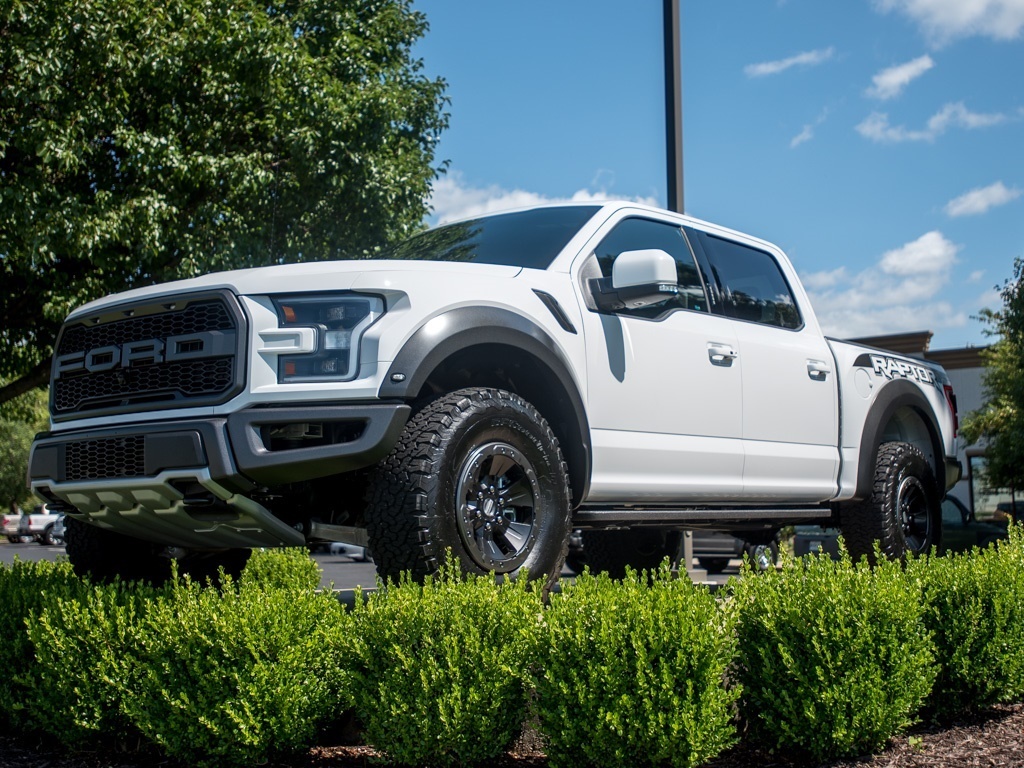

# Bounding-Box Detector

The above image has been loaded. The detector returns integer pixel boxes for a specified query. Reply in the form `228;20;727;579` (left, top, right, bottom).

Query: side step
573;506;833;528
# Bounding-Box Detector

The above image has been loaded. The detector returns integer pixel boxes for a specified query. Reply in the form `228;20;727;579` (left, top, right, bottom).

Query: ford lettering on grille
54;331;236;379
51;294;244;419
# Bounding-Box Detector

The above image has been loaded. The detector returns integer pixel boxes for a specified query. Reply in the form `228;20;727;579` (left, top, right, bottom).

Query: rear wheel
366;388;571;588
841;441;940;562
581;529;680;579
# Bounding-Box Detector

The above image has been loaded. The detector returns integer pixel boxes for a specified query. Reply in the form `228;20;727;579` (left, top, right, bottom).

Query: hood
68;260;523;319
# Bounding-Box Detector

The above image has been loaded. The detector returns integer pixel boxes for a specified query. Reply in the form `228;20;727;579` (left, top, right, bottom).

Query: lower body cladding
28;404;411;549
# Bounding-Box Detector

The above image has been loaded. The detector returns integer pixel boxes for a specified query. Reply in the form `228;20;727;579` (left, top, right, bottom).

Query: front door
576;215;745;503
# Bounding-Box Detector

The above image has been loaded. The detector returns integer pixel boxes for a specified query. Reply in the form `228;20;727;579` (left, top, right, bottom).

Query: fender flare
855;379;944;500
378;306;592;503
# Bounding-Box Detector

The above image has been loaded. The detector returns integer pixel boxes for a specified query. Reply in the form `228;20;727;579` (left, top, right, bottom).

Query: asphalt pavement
0;541;737;605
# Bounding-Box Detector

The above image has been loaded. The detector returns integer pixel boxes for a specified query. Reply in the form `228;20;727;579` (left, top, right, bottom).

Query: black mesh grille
52;295;243;419
65;436;145;481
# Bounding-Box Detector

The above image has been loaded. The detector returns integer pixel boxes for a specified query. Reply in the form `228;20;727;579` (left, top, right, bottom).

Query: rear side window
594;217;708;317
697;233;801;329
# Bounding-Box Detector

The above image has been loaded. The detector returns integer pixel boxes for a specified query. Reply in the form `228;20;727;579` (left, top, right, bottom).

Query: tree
961;257;1024;495
0;387;47;512
0;0;447;404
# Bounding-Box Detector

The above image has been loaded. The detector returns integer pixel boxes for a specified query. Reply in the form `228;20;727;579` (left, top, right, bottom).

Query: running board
573;507;833;527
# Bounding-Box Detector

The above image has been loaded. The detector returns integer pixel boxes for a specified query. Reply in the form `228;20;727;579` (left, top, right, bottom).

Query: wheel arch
379;306;591;507
855;379;944;500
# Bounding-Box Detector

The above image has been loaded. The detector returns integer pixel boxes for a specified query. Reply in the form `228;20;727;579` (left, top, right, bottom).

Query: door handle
707;343;738;367
807;359;831;380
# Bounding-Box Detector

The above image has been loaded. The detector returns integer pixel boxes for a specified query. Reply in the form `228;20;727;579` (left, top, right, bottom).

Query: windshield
383;205;601;269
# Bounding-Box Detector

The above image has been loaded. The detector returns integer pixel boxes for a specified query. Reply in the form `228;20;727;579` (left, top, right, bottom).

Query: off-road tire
581;529;681;579
365;388;572;588
64;516;172;584
841;441;940;562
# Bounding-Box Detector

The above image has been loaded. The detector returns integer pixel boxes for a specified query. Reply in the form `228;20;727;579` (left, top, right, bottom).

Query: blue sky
412;0;1024;351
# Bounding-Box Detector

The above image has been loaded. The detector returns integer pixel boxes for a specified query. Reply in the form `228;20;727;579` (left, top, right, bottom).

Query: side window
698;233;801;329
594;218;708;318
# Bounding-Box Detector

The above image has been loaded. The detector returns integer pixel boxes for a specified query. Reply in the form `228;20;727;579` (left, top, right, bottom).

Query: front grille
51;292;245;420
65;436;145;481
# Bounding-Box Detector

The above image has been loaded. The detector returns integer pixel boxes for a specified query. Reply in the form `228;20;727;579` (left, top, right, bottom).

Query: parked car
4;506;63;545
940;496;1007;552
3;511;32;544
327;542;372;562
693;530;779;574
50;514;66;547
562;528;778;576
793;496;1007;558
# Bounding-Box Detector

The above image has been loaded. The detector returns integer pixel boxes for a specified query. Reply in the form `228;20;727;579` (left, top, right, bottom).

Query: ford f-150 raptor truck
28;201;961;584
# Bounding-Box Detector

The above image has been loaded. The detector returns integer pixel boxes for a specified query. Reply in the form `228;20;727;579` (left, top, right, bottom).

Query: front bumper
29;403;409;549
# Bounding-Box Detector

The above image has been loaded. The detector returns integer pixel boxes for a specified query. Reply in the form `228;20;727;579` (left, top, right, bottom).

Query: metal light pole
664;0;684;214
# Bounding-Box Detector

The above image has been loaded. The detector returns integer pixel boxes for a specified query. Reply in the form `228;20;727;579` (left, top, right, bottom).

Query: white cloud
790;125;816;148
866;55;935;100
790;110;829;148
944;181;1022;216
873;0;1024;44
856;101;1008;142
969;270;986;282
879;230;959;275
744;47;835;77
428;171;658;225
803;231;966;338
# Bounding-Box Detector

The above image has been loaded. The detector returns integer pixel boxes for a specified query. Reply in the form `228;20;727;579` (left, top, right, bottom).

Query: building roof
849;330;987;370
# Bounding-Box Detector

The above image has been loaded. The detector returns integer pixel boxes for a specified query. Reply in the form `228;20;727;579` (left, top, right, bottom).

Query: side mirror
590;249;679;311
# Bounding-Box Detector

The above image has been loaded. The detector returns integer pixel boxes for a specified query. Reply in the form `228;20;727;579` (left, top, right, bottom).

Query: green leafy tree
0;387;48;512
0;0;447;403
961;257;1024;494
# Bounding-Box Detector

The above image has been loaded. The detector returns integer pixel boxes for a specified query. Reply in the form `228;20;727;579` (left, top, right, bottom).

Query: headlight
271;294;384;382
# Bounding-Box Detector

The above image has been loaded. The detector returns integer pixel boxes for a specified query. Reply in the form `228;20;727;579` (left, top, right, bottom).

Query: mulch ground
2;703;1022;767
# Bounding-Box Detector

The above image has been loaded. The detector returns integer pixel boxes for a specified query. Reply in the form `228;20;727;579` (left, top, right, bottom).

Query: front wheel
841;441;940;562
365;388;572;587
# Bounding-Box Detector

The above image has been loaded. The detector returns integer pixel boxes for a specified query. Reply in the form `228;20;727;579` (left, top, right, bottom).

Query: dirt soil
2;703;1021;767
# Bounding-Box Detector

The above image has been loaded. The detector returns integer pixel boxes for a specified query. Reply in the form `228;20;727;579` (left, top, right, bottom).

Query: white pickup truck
2;505;62;545
28;201;961;583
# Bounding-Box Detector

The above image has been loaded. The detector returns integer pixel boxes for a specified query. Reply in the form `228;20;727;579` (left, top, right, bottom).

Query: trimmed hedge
733;547;936;761
122;550;351;767
914;524;1024;717
0;558;87;729
27;579;163;746
535;565;739;768
2;531;1024;766
348;560;543;767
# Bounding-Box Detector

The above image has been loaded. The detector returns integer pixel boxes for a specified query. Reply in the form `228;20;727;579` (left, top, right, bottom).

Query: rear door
688;228;840;502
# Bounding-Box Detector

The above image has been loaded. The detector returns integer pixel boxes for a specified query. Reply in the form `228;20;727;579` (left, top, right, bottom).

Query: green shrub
123;549;351;767
734;549;936;761
534;565;739;768
914;524;1024;716
26;579;163;746
0;557;85;729
348;559;543;767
